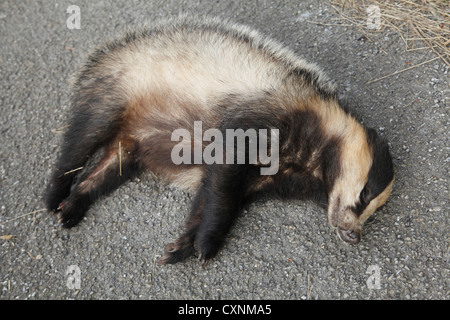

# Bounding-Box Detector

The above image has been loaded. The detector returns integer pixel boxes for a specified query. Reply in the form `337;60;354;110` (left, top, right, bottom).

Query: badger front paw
159;237;195;265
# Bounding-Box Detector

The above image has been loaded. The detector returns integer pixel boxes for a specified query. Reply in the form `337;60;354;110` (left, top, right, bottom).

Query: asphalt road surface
0;0;448;299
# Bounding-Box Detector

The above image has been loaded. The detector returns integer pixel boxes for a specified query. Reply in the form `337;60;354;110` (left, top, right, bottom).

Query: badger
45;16;394;266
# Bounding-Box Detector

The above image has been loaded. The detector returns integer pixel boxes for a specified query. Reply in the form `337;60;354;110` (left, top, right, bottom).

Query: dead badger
45;16;394;265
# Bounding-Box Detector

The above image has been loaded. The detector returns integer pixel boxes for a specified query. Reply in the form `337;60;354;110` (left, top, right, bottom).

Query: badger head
327;127;394;244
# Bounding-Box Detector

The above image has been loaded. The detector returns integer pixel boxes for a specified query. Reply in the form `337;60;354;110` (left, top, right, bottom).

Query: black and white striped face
327;127;394;244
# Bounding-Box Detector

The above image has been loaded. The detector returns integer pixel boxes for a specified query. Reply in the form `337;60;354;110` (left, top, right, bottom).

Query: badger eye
360;186;370;203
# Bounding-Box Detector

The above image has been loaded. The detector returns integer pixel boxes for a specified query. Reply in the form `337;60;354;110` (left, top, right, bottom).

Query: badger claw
198;253;212;268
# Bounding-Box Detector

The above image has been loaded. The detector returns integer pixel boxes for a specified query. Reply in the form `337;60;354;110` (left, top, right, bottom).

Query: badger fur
45;16;394;265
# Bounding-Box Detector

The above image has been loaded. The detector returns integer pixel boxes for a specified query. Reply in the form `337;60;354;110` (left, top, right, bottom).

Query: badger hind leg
57;139;141;228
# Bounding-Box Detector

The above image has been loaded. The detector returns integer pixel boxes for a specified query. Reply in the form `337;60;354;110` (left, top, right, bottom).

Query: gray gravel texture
0;0;448;300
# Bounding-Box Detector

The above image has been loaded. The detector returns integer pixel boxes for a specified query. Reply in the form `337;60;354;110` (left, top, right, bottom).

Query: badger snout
337;228;361;244
328;202;362;244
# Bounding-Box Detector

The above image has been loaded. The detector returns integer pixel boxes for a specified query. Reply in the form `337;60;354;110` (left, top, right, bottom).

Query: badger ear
365;127;394;197
366;128;389;154
366;127;380;144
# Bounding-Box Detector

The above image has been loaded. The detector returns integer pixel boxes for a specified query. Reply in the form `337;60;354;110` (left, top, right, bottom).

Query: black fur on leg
45;170;76;213
45;71;126;212
193;163;257;265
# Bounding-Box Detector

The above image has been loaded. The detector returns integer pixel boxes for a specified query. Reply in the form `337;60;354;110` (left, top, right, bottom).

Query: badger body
46;17;394;265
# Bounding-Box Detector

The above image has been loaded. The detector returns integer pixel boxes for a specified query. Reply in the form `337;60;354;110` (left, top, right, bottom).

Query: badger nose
338;228;361;244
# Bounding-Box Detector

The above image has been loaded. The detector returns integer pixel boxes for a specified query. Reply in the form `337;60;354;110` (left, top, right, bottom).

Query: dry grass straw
331;0;450;66
0;208;46;226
